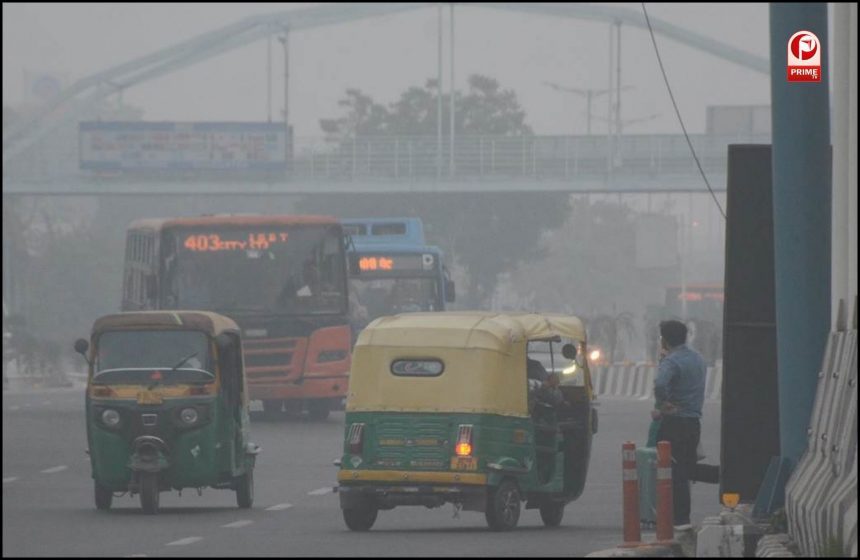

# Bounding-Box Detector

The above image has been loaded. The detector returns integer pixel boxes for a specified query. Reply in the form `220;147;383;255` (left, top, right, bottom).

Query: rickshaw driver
527;353;564;409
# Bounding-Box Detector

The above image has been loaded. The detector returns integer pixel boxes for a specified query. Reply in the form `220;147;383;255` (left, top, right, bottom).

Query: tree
319;88;390;142
310;75;564;307
506;197;681;362
319;73;533;138
588;311;637;364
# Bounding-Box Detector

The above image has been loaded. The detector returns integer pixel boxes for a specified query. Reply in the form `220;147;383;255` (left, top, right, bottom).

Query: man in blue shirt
652;320;706;530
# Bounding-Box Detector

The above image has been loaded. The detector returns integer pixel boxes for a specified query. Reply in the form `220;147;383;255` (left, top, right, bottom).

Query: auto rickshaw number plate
137;390;163;405
450;456;478;471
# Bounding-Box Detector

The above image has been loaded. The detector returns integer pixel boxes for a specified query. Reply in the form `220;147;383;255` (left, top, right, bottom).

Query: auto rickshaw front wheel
539;501;565;527
342;502;378;531
139;472;160;514
307;399;331;421
485;479;521;531
236;470;254;509
94;482;112;510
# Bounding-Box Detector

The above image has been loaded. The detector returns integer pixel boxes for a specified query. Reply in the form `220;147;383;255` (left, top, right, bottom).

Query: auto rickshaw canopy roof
355;311;586;354
348;311;588;416
92;311;240;338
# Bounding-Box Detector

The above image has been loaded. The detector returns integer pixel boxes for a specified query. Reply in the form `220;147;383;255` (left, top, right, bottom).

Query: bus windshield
94;330;213;384
350;277;439;323
165;225;347;315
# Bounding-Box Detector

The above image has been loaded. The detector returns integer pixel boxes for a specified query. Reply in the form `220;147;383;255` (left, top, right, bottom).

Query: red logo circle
790;33;818;61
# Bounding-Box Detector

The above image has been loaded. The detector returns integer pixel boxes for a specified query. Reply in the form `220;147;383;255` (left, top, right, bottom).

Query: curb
586;543;684;557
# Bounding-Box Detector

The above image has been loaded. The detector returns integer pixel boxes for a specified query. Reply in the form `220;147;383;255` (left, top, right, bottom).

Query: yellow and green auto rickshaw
336;311;597;531
74;311;260;514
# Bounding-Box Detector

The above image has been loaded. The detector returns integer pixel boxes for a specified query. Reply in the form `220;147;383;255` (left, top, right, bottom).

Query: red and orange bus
121;215;352;419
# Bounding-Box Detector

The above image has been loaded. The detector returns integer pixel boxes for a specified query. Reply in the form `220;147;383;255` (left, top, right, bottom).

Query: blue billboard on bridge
79;121;288;173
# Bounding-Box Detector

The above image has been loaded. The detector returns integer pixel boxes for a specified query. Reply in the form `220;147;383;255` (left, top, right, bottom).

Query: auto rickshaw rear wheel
307;399;331;421
262;399;284;420
139;472;160;514
236;469;254;509
342;501;378;531
539;501;565;527
485;479;521;531
94;482;112;510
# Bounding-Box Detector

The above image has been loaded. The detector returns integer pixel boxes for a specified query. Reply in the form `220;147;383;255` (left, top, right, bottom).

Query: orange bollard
620;441;642;547
655;440;675;543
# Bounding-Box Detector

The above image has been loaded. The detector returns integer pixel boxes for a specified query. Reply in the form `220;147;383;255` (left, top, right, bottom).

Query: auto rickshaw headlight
101;408;121;428
179;407;199;425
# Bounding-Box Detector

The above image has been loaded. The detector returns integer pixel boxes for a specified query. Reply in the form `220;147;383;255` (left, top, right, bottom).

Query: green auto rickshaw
336;311;597;531
75;311;260;514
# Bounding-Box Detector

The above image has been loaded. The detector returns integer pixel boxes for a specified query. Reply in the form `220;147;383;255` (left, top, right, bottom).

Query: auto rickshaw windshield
93;329;214;384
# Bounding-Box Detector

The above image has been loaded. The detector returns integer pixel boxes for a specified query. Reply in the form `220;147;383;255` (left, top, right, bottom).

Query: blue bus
342;218;455;332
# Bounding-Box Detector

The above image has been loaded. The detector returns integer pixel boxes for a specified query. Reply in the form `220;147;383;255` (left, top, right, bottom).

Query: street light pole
267;33;272;122
586;90;592;135
278;27;290;164
437;3;443;180
543;82;630;136
450;2;455;177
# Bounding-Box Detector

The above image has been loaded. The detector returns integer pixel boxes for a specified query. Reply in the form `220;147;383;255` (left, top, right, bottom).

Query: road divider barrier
590;364;722;401
784;298;857;558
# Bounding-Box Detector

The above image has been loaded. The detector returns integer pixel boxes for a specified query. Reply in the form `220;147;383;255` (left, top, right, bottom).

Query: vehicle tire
262;399;283;420
307;399;330;421
236;469;254;509
342;502;378;531
539;502;565;527
94;482;113;511
485;479;521;531
139;472;160;514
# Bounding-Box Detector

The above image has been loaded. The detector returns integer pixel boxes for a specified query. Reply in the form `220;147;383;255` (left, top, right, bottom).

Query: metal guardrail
291;133;770;181
2;132;769;185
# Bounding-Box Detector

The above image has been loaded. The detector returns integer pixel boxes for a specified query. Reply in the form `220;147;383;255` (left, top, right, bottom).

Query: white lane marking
221;520;253;529
308;487;332;496
126;555;148;558
42;400;52;405
9;406;20;411
265;503;293;511
41;465;68;474
166;537;203;546
3;477;19;484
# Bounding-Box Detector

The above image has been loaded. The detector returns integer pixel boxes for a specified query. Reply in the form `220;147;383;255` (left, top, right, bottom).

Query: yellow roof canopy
92;310;239;338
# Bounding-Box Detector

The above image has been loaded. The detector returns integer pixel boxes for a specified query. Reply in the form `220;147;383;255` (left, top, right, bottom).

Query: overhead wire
641;3;727;220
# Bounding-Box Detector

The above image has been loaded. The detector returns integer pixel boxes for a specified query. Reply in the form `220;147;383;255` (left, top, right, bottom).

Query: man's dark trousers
657;415;701;525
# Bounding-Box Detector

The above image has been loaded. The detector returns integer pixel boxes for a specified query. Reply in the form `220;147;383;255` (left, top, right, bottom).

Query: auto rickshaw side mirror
348;253;361;276
445;279;456;303
74;338;89;356
562;343;577;360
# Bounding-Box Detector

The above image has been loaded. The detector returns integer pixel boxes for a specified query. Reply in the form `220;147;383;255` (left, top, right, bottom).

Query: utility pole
267;32;272;122
437;3;443;181
607;22;615;181
615;19;622;165
278;27;290;164
449;3;455;177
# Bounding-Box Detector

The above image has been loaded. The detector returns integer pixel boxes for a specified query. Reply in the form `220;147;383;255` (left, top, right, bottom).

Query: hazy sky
3;3;775;138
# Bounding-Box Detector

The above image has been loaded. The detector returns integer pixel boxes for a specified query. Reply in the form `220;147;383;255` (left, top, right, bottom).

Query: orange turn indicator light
455;442;472;457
